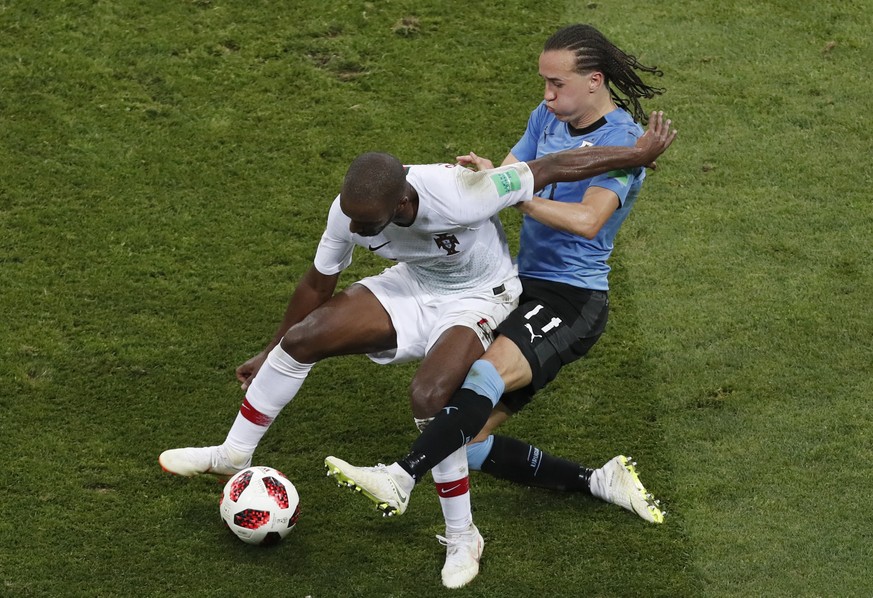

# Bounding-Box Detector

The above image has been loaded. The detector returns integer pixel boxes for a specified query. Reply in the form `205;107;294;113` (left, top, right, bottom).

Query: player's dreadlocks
545;24;664;124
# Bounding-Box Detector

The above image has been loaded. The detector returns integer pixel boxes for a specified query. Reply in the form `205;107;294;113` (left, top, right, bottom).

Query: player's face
539;50;597;125
343;199;398;237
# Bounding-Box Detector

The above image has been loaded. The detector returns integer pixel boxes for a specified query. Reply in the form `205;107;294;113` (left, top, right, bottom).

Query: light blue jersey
510;104;645;291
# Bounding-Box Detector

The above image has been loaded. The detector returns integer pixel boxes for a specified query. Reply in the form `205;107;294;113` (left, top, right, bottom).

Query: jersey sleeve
509;103;548;162
451;162;536;224
588;126;645;207
312;197;355;275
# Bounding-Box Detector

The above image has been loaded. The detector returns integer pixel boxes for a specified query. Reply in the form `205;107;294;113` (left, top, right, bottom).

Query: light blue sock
466;435;495;471
462;360;505;407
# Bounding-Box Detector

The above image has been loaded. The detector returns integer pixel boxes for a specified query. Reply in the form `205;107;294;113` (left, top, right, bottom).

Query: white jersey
314;162;535;294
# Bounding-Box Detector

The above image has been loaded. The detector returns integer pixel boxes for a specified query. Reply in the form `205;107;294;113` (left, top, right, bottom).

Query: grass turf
2;0;871;595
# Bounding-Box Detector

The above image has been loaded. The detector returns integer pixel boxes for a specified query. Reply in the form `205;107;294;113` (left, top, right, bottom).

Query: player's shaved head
341;152;406;212
340;152;409;237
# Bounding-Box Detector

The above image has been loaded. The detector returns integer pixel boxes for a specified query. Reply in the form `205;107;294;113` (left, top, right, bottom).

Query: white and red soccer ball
220;466;300;545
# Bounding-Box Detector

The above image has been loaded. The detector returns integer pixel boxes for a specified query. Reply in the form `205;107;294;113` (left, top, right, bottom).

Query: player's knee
407;378;449;419
279;328;321;363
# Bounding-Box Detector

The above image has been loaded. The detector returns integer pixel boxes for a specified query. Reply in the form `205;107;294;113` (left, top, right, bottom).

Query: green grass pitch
2;1;871;596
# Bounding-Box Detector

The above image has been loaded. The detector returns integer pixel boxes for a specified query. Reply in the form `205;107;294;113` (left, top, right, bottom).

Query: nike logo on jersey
367;241;391;251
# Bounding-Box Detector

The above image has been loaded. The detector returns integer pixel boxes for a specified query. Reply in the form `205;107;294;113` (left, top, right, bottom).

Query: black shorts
495;277;608;413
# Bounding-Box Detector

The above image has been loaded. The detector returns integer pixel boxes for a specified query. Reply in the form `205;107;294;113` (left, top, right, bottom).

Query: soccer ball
220;466;300;545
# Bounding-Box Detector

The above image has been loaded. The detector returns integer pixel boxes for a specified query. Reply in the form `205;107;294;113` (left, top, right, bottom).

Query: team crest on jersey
434;233;460;255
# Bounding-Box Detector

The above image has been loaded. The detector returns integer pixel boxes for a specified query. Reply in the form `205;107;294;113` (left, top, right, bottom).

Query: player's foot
324;456;413;516
437;524;484;589
159;445;251;479
589;455;665;523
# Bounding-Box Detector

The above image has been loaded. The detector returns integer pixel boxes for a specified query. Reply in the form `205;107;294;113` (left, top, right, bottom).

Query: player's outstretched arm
236;265;339;389
526;111;677;190
515;112;676;239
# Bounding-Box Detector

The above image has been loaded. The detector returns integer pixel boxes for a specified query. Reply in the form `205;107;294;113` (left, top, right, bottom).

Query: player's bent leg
324;456;414;516
408;324;491;419
589;455;665;524
161;286;396;482
437;523;484;589
282;281;399;361
158;445;251;479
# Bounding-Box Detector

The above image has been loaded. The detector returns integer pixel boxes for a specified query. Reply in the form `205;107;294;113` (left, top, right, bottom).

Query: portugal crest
433;233;460;255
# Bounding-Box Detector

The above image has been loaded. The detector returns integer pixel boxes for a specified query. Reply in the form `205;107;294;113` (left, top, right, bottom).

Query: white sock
223;344;313;454
432;446;473;533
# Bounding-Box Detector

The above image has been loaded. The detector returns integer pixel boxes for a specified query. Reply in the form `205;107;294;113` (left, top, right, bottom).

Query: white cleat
589;455;665;524
324;456;412;516
158;445;251;479
437;524;484;589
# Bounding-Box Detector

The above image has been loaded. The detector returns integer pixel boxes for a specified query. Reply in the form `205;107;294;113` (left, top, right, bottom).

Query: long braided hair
544;24;664;124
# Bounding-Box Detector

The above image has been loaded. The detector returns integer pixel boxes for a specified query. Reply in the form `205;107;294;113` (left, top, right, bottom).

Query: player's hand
236;351;269;390
635;111;677;168
456;151;495;171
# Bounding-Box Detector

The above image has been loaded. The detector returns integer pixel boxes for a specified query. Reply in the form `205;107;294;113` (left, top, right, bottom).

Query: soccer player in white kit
160;132;674;588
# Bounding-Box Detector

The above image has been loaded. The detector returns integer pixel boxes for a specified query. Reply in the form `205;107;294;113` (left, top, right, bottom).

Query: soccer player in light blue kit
328;24;675;584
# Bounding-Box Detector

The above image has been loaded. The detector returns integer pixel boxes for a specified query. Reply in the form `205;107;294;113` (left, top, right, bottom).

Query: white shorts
357;262;521;365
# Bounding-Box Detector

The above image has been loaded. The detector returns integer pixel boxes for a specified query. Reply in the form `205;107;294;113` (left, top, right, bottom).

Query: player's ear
589;71;604;92
390;194;408;221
